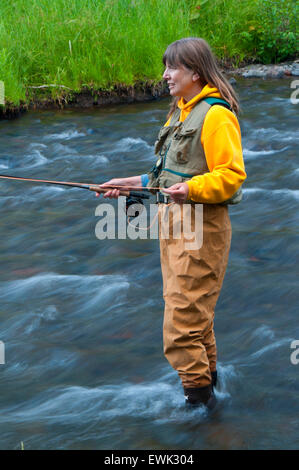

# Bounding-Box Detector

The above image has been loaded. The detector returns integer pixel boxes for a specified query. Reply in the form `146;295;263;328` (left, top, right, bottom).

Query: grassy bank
0;0;298;108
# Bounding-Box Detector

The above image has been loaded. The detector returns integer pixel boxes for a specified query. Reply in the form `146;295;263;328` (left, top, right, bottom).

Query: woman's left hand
162;183;189;204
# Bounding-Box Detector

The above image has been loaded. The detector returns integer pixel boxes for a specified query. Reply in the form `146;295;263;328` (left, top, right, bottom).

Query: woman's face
163;62;201;102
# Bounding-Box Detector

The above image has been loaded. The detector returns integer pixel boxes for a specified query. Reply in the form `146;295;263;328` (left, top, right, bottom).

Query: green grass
0;0;297;106
191;0;298;64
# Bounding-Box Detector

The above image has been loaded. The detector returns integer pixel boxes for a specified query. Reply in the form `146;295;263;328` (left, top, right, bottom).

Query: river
0;78;298;450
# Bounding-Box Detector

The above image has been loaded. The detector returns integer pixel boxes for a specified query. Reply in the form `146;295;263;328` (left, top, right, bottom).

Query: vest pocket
171;127;196;163
154;126;172;154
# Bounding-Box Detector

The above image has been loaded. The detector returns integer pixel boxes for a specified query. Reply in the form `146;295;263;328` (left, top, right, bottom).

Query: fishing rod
0;174;150;200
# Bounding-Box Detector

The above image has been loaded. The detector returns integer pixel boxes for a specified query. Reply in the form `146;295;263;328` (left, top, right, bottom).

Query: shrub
240;0;298;63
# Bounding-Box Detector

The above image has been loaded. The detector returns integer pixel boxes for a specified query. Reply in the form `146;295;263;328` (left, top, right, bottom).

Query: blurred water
0;78;298;450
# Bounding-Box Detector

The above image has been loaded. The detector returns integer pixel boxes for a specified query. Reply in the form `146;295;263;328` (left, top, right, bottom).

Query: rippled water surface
0;79;298;450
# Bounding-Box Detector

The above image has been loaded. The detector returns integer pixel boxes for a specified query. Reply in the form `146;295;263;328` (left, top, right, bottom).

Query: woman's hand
162;182;189;204
96;176;142;199
97;178;123;199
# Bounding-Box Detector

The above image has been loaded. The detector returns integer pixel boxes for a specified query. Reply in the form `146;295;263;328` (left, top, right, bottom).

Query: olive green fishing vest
147;97;242;205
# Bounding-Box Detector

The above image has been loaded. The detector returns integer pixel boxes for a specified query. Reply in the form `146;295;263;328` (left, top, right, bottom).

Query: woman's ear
192;72;200;82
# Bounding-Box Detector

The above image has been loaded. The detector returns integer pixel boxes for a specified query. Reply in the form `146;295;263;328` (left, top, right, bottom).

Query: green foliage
188;0;254;64
0;0;297;106
0;0;192;104
188;0;298;64
0;44;26;105
246;0;298;63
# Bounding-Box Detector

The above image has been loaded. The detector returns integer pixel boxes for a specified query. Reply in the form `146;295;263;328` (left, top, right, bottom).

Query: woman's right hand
96;176;142;199
97;179;123;199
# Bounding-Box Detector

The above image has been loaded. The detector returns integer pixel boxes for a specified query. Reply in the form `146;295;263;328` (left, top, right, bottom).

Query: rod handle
88;185;131;197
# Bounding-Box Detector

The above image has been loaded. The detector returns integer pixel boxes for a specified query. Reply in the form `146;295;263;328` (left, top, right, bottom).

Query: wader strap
202;97;231;110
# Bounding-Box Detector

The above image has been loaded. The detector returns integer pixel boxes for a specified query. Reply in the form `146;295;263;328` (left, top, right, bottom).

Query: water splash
44;130;86;141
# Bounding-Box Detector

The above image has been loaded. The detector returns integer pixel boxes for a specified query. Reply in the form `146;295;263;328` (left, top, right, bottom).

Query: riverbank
1;0;297;119
0;81;169;120
1;60;298;120
227;59;299;79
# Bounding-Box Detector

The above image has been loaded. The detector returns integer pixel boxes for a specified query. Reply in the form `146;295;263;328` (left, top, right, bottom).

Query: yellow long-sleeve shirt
165;85;247;203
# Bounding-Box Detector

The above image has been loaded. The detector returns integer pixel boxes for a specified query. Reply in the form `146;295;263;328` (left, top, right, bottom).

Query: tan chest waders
151;98;235;390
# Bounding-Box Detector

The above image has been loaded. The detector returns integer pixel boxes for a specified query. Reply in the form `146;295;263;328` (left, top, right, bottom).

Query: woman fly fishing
98;37;247;409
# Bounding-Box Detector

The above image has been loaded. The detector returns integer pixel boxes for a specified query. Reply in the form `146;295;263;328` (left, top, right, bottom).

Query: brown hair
163;37;240;117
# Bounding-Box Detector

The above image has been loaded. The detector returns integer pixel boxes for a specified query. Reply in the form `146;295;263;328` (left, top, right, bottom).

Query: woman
99;38;246;408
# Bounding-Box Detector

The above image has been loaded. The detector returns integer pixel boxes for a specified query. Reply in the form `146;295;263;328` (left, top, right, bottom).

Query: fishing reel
125;195;146;218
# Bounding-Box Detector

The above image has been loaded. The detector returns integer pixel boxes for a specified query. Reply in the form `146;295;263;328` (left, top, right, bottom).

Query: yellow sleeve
164;116;171;127
186;106;247;203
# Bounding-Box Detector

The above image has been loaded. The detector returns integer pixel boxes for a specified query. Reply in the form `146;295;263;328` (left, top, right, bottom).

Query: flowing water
0;79;298;450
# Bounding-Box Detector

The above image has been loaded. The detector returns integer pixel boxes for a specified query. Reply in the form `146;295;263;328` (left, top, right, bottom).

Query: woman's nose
163;68;170;80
